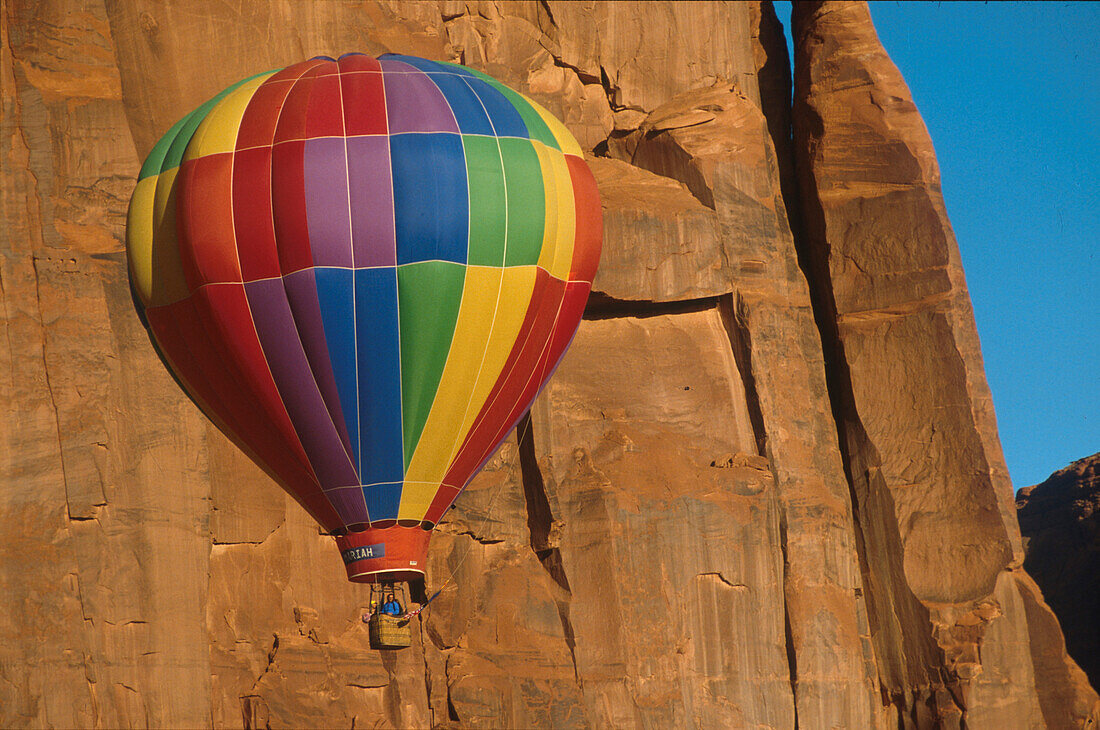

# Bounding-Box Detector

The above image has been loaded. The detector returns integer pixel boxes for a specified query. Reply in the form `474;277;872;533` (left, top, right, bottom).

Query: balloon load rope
394;412;535;623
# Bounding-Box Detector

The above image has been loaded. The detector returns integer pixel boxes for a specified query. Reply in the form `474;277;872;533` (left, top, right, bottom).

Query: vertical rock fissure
752;1;802;244
765;0;905;697
787;96;911;715
717;295;767;456
516;412;581;684
786;6;973;722
379;648;402;727
752;6;861;723
756;4;948;721
446;684;460;722
717;292;799;722
418;619;434;728
240;634;279;729
31;256;72;509
239;696;267;730
778;511;800;730
712;285;800;725
441;654;462;724
756;7;860;518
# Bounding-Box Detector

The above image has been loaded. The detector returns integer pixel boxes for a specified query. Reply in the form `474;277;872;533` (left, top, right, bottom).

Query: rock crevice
788;2;1096;726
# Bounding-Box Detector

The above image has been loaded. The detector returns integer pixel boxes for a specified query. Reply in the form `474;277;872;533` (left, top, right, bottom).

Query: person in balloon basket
380;592;403;617
362;594;403;623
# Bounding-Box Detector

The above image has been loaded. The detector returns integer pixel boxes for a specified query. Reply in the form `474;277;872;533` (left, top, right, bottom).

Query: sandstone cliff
1;1;1096;728
1018;453;1100;695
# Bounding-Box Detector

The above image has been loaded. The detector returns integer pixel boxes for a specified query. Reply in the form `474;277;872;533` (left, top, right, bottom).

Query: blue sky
773;1;1099;489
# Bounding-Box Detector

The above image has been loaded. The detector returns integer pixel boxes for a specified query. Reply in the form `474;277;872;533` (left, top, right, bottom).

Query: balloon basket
367;613;412;649
366;582;413;650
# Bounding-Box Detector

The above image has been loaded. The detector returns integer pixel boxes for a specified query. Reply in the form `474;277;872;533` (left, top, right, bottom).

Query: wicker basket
368;613;412;649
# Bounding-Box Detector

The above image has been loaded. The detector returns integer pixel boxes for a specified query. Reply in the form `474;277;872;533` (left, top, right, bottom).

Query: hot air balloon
126;53;601;586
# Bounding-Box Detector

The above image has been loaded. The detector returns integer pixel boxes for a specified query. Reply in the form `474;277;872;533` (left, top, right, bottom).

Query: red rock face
792;3;1097;726
1;1;1096;727
1018;453;1100;693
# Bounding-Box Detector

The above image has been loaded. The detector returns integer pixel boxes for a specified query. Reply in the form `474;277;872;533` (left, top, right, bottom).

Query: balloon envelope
126;53;601;582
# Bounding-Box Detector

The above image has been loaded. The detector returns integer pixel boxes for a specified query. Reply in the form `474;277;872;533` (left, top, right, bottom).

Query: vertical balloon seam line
137;118;183;178
489;160;597;463
334;59;371;526
398;65;471;521
462;282;570;488
401;68;497;487
350;60;392;525
149;101;230;306
555;146;578;279
529;141;563;288
471;72;557;151
130;104;206;299
434;73;516;504
267;62;364;502
159;79;341;527
130;108;197;306
380;64;405;526
243;63;328;493
216;79;310;488
530;287;588;401
347;60;371;513
444;141;576;485
166;98;274;449
231;64;328;491
237;62;331;494
456;157;589;485
440;270;552;489
137;119;224;423
408;68;510;514
473;280;579;484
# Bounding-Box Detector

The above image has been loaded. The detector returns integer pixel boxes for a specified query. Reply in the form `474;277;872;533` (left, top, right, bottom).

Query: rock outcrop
1018;453;1100;693
1;1;1096;727
791;3;1097;727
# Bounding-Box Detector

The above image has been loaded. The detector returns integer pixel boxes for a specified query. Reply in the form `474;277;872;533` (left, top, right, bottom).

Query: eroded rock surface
1018;453;1100;694
2;1;1096;727
792;2;1097;726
